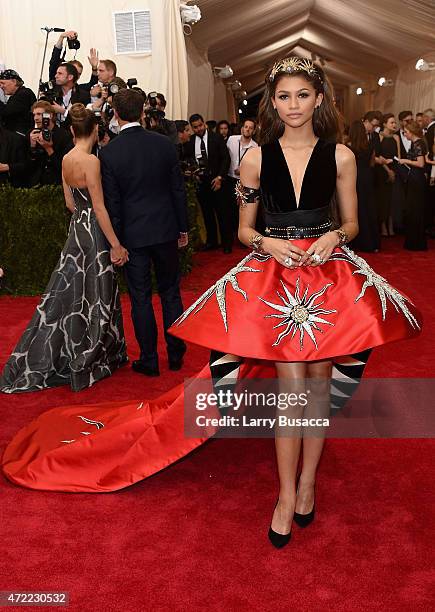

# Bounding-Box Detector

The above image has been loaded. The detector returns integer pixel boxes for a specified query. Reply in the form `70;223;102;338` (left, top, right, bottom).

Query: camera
93;111;107;141
196;155;208;173
127;78;138;89
41;112;52;142
146;107;165;121
107;82;119;97
67;34;80;50
97;82;119;99
39;80;62;104
182;155;208;182
147;91;158;108
105;103;115;122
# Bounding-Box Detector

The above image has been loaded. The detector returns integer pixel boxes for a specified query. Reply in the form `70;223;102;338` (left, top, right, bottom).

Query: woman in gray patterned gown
0;104;128;393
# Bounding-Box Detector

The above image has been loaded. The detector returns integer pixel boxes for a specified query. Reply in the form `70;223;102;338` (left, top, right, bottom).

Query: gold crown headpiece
268;57;323;84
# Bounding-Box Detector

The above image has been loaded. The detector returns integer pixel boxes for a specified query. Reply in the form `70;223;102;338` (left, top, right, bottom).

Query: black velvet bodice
259;139;337;228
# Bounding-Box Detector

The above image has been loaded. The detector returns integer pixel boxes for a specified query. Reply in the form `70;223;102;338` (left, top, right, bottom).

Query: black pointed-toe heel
293;505;315;528
268;526;291;548
294;477;315;527
268;500;292;549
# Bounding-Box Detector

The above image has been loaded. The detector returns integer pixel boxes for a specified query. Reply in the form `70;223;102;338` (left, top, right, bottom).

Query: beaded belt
264;220;332;239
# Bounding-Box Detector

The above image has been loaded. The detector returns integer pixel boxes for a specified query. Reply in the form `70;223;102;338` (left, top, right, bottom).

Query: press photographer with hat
0;69;36;136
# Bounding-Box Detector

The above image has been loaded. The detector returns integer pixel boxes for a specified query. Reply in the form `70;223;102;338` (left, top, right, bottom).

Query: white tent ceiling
192;0;435;93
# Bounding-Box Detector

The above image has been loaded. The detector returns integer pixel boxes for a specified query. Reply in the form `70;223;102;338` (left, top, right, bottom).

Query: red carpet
1;238;434;611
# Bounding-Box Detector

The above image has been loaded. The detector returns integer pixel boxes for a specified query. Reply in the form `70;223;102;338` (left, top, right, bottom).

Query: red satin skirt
169;243;422;360
2;242;422;492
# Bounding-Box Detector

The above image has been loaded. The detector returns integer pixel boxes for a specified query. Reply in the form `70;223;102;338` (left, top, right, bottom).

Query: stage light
213;65;234;79
378;77;394;87
180;2;201;35
415;58;435;71
230;80;242;92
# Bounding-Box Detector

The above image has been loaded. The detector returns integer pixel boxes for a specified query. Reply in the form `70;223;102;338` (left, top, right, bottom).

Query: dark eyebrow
276;88;311;94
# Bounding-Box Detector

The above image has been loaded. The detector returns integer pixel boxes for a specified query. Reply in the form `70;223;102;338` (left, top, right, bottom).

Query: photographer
89;77;128;137
98;60;117;85
146;92;178;144
0;70;36;136
49;63;89;125
48;30;99;100
27;100;73;186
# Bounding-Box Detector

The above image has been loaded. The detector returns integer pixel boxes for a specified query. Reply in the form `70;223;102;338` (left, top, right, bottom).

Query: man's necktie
200;135;208;161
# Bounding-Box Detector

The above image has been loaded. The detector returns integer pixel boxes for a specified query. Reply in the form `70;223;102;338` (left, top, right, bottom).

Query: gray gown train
0;187;127;393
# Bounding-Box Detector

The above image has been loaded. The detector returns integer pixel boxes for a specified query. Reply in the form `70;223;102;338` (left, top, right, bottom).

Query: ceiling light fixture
213;65;234;79
180;2;201;35
356;87;363;95
378;77;394;87
415;58;435;71
230;80;242;92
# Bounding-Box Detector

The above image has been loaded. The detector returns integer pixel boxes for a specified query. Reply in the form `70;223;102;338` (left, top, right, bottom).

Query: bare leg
271;361;307;535
296;360;331;514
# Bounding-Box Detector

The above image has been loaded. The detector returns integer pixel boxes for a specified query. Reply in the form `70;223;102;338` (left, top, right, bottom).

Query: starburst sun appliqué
259;278;337;350
175;252;271;331
329;246;420;329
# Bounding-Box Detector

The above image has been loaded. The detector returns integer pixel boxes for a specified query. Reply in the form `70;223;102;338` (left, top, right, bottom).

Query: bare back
62;148;96;189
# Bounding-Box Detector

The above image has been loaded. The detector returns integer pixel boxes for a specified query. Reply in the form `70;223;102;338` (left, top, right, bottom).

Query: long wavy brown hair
348;120;369;155
257;58;341;145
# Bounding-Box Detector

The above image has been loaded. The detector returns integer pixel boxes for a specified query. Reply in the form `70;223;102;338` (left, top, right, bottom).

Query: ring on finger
311;253;322;263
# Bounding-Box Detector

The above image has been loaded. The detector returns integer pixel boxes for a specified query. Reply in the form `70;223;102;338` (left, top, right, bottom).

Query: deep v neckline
277;138;320;209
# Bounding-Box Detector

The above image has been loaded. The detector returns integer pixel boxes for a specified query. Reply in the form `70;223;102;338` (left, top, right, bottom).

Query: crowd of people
345;109;435;252
0;30;434;259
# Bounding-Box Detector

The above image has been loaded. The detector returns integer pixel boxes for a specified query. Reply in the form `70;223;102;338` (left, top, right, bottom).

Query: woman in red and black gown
2;59;422;549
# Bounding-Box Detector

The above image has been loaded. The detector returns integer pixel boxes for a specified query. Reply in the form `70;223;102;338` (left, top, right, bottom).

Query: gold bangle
249;233;264;251
333;228;348;246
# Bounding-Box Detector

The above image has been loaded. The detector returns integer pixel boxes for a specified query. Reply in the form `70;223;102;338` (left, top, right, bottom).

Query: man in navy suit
100;89;188;376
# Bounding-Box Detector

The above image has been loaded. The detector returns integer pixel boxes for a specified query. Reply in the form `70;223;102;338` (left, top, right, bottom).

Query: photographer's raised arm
48;31;76;81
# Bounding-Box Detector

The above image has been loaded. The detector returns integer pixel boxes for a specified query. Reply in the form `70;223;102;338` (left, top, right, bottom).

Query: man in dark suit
100;89;188;376
184;113;232;253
